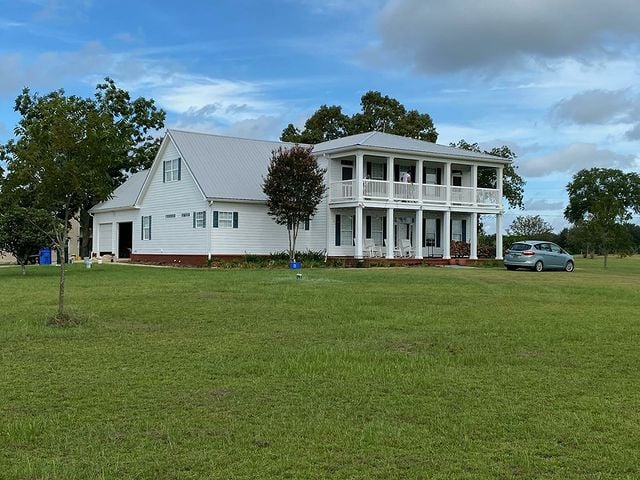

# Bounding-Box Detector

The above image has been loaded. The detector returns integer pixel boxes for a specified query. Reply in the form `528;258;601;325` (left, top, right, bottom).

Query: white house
90;129;509;265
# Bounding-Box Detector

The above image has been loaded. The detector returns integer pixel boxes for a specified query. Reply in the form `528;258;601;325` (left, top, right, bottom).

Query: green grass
1;257;639;479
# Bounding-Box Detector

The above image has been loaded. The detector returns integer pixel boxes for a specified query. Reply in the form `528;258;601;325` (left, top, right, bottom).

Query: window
425;167;438;185
335;214;353;246
141;216;152;240
163;158;181;182
193;211;206;228
371;163;385;180
452;219;463;241
212;211;238;229
165;214;176;219
181;212;191;217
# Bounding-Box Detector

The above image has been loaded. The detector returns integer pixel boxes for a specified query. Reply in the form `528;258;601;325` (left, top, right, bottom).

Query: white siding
136;141;209;254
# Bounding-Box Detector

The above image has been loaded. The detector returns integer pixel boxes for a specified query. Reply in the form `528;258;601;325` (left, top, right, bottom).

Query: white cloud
371;0;640;74
551;88;636;125
524;199;565;211
518;143;637;177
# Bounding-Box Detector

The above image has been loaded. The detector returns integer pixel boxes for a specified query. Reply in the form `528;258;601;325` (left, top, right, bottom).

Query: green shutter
141;216;144;240
193;212;196;228
212;211;219;228
162;161;166;183
177;158;181;181
335;214;341;246
233;212;239;229
202;211;206;228
366;216;371;238
148;216;151;240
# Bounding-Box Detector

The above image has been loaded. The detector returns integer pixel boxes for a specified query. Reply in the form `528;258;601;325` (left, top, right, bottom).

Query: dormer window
163;158;181;182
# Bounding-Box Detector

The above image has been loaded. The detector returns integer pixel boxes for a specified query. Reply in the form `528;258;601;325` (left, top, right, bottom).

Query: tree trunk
603;248;608;269
79;209;92;258
21;263;26;276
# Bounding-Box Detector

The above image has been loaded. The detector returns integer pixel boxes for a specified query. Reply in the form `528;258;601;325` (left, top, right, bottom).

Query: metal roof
313;131;508;163
90;170;148;212
168;129;297;201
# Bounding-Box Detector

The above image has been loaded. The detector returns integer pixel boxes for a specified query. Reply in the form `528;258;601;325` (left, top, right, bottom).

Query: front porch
328;206;504;261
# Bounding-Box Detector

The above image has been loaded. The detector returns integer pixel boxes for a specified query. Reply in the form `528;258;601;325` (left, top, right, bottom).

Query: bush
450;241;470;258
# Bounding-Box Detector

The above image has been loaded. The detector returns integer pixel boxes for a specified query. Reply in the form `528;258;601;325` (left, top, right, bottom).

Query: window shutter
202;211;206;228
212;211;219;228
177;158;181;181
382;216;386;241
366;162;372;178
148;216;151;240
436;168;442;185
304;217;310;231
352;216;355;246
462;219;467;242
406;224;410;240
410;166;416;182
394;164;400;182
423;218;427;247
162;161;166;183
193;212;196;228
365;216;371;238
141;216;144;240
335;214;341;246
436;218;441;247
233;212;239;229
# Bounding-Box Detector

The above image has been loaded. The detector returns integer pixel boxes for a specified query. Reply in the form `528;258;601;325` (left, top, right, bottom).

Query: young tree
262;146;327;261
281;91;437;143
565;168;640;268
506;215;554;238
0;206;60;275
0;87;142;320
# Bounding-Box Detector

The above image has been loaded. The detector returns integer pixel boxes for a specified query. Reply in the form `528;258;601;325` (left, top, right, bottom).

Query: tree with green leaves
506;215;554;238
262;146;327;262
565;168;640;268
450;140;525;210
0;80;163;321
281;91;437;143
0;206;61;275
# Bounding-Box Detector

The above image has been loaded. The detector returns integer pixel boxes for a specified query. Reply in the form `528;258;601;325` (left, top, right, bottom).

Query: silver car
504;240;575;272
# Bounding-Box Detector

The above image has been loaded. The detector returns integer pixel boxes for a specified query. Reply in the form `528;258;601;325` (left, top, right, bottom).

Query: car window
550;244;563;253
510;243;531;251
535;243;551;251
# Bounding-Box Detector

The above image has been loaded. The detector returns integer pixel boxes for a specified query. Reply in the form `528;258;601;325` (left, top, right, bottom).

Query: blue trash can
289;261;301;269
39;248;52;265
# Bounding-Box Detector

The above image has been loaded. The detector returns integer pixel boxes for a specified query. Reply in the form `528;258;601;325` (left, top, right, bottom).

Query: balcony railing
329;181;500;207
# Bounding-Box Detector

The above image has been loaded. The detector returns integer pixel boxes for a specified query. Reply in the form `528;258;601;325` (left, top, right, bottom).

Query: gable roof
90;170;149;212
313;131;508;163
168;129;297;202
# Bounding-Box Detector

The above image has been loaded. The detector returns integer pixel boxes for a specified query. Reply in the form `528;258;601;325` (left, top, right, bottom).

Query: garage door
98;223;113;253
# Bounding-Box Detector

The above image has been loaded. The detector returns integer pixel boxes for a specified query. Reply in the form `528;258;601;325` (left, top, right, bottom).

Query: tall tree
281;91;437;143
262;146;327;262
0;81;163;320
565;168;640;268
506;215;554;238
450;140;525;209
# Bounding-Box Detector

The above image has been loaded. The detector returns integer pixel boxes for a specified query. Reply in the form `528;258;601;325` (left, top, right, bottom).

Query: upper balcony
329;179;501;208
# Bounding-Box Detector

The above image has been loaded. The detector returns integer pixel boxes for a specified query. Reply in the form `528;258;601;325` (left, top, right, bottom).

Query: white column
387;156;394;201
207;201;213;260
471;164;478;206
443;210;451;259
470;212;478;260
497;166;504;201
111;222;117;257
355;205;363;259
417;160;423;203
386;207;394;258
326;206;333;258
496;213;504;260
444;162;452;205
355;152;364;201
416;209;423;259
92;215;99;257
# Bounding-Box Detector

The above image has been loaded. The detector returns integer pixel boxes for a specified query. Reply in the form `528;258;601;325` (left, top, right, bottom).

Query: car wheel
505;265;516;271
534;260;544;272
564;260;574;272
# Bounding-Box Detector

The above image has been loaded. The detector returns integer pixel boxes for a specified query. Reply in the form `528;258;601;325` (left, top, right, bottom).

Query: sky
1;0;639;231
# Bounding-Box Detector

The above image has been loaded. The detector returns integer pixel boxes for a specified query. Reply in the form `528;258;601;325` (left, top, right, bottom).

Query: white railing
477;188;500;207
330;180;355;201
451;186;474;204
393;182;419;201
363;179;388;199
422;184;447;203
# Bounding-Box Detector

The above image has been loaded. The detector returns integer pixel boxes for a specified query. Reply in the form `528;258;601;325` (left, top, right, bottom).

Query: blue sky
2;0;639;231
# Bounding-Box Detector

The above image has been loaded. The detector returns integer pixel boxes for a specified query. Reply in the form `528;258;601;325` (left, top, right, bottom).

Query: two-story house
90;129;509;264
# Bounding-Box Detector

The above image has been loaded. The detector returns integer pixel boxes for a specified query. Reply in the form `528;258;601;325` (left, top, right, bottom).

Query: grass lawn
1;257;639;479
